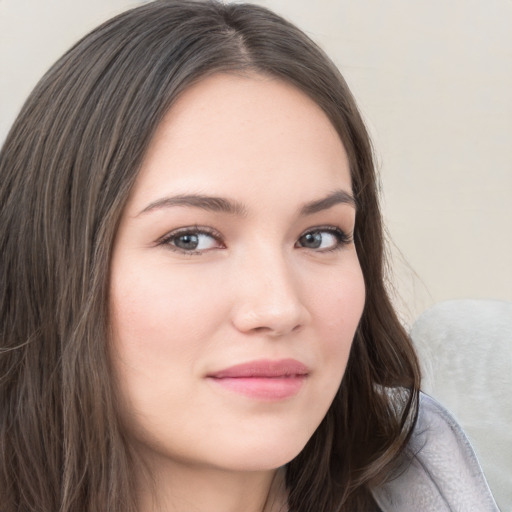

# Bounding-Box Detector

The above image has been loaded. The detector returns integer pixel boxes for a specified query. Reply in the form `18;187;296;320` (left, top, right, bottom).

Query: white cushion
410;299;512;511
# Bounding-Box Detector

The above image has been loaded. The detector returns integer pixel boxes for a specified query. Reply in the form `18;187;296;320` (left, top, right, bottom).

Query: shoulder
371;393;499;512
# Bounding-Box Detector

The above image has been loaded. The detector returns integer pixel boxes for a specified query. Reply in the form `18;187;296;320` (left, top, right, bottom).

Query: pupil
176;234;199;250
302;232;322;248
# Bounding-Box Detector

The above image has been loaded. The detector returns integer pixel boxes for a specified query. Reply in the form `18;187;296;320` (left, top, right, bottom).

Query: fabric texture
371;393;500;512
410;299;512;510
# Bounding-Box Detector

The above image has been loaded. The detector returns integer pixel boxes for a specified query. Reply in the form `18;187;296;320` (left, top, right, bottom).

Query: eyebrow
138;194;247;216
300;189;356;215
137;189;356;217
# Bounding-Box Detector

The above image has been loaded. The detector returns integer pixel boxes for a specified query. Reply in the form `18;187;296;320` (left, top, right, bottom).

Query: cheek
108;259;229;401
108;261;232;449
311;263;366;378
313;260;365;329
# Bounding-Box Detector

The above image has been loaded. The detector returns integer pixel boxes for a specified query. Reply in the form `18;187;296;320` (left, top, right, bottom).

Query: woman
0;1;497;511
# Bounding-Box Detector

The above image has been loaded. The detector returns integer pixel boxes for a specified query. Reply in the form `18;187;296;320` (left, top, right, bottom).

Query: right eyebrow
137;194;247;217
299;189;356;215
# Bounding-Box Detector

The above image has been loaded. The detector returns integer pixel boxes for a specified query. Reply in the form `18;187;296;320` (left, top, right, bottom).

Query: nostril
247;323;303;337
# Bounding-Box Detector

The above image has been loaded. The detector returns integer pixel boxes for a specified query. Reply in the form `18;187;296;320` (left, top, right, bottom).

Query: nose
230;250;311;337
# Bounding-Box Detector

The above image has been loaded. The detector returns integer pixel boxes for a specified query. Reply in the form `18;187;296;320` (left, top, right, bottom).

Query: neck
135;455;288;512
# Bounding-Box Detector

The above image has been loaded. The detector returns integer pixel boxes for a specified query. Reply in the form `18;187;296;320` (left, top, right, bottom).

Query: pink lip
207;359;309;401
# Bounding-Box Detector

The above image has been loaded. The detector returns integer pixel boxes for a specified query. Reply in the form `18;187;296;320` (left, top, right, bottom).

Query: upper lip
208;358;309;378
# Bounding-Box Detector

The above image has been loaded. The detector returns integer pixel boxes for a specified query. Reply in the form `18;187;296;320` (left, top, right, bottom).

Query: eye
296;227;351;252
159;227;223;254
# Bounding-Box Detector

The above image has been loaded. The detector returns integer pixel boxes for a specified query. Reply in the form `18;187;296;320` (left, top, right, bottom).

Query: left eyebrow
137;194;247;217
300;189;356;215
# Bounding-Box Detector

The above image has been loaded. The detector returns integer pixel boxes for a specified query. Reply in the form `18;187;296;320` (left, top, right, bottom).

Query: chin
206;432;312;473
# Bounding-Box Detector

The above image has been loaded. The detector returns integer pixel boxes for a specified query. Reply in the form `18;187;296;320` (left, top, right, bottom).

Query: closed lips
207;359;309;401
208;359;309;379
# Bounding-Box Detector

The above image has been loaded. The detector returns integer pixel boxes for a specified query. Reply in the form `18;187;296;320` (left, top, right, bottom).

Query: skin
109;73;366;512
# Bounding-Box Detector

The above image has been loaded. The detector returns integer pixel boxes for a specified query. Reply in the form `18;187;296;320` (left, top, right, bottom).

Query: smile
207;359;309;401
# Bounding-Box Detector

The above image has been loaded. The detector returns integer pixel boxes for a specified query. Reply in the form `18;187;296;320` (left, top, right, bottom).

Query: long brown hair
0;1;420;510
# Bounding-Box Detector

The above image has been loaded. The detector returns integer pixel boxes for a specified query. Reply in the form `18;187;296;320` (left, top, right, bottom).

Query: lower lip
208;376;306;400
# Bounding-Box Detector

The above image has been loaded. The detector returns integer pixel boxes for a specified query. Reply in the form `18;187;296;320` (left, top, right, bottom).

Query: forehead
129;73;351;213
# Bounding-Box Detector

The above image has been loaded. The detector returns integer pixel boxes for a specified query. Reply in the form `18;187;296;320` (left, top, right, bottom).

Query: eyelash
157;225;353;255
157;225;224;255
296;226;353;253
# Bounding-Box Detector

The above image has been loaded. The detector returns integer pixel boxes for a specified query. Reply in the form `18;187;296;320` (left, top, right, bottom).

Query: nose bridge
232;243;309;335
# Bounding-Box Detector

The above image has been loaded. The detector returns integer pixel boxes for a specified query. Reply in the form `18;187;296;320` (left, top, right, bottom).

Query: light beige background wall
1;0;511;323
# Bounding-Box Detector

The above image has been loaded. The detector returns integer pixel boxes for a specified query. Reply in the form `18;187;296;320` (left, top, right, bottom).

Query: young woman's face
109;74;365;473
